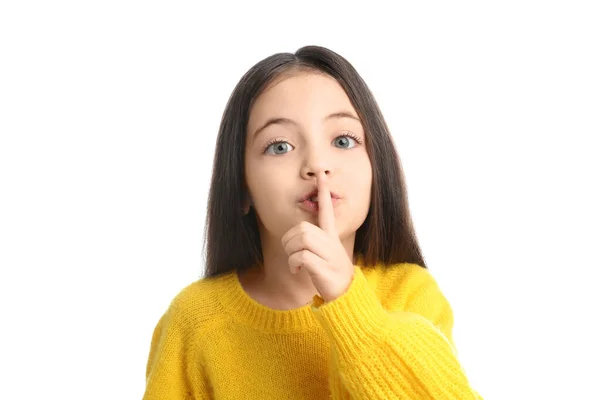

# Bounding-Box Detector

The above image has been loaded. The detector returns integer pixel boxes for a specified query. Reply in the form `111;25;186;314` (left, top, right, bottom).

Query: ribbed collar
217;268;322;333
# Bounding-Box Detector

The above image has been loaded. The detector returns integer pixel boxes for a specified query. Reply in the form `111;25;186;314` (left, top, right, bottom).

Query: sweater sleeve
310;265;483;400
142;299;212;400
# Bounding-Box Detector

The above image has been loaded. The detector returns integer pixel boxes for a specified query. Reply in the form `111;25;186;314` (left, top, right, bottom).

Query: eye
263;132;363;155
333;132;363;149
264;140;294;155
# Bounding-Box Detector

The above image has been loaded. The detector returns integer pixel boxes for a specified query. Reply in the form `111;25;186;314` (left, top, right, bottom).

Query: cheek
348;155;372;189
347;158;373;210
247;169;290;211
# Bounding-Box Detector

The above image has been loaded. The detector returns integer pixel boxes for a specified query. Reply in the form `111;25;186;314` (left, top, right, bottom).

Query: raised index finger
317;171;336;236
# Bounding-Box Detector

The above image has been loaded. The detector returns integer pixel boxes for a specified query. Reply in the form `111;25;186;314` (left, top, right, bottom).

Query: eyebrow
252;111;361;140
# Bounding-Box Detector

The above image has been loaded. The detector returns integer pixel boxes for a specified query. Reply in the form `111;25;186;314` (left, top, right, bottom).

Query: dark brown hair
202;45;426;279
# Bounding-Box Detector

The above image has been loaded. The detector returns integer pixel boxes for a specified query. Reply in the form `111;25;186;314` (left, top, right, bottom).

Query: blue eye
333;134;360;149
263;132;363;155
264;141;294;155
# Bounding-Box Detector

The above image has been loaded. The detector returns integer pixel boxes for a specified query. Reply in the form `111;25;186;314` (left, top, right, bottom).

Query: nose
300;146;331;179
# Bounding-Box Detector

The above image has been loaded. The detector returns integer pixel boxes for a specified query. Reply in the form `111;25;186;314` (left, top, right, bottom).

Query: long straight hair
202;45;426;279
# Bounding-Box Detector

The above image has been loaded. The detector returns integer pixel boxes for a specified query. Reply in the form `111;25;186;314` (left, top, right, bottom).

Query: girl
143;45;483;399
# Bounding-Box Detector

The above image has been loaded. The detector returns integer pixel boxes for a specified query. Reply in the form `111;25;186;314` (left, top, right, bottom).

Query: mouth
298;189;341;213
299;189;341;203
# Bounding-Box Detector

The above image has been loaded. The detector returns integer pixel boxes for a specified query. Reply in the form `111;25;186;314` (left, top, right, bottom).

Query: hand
281;171;355;303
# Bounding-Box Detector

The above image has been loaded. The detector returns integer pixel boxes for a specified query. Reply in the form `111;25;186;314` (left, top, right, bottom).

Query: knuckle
300;234;310;247
288;255;296;267
301;250;311;263
300;221;312;230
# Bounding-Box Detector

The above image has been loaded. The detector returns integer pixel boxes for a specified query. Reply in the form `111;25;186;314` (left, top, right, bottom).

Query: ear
241;191;253;215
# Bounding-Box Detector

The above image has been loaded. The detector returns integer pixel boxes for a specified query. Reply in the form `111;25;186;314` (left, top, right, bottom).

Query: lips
299;188;341;203
299;196;340;213
297;188;341;214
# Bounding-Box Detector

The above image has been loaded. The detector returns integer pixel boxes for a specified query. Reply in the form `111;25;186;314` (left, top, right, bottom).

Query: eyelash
263;132;363;154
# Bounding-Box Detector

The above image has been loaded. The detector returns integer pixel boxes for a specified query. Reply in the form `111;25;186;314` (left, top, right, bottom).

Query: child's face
244;72;372;243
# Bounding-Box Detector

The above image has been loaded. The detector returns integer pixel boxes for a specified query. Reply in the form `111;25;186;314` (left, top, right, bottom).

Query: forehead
248;72;356;128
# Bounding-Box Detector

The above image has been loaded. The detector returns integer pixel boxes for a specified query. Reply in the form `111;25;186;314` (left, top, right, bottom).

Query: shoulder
360;262;455;340
361;262;433;294
157;273;232;334
360;262;449;312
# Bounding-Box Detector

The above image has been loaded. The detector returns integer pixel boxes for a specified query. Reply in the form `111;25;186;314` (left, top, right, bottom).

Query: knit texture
143;262;483;399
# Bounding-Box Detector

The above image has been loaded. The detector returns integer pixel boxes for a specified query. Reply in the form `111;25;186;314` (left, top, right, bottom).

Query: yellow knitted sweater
143;262;483;399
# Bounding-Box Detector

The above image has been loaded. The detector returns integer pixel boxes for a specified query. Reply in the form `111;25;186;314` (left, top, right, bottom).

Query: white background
1;1;599;399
